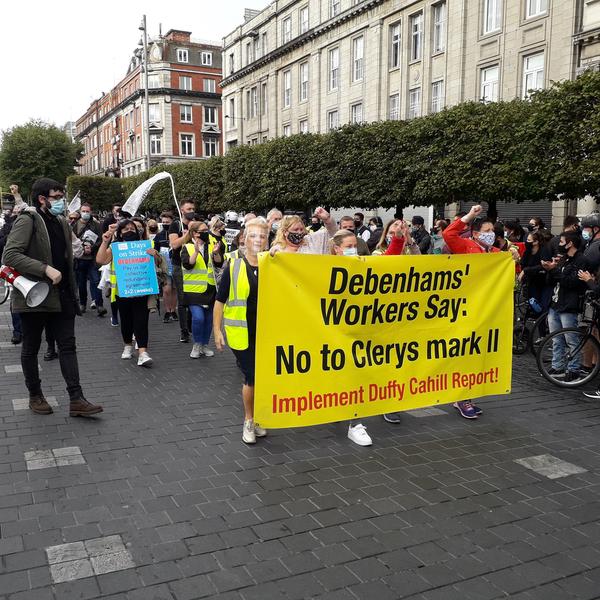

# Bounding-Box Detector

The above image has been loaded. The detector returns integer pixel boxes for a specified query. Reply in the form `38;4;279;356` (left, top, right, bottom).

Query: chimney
244;8;261;22
164;29;192;42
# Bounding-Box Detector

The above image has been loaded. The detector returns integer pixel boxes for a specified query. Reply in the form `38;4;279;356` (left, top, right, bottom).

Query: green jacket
1;207;77;313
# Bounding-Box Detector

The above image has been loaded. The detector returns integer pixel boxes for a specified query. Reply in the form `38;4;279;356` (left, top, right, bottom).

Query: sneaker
163;313;172;323
180;331;190;343
43;348;58;361
111;317;120;327
121;345;134;359
190;343;202;359
472;405;483;416
254;423;267;437
90;301;97;310
170;312;178;321
10;333;21;345
242;419;256;444
564;370;584;382
453;401;478;419
137;351;153;368
69;396;103;417
383;412;402;424
97;307;107;317
583;390;600;399
29;394;53;415
202;345;214;357
348;423;372;446
547;367;566;378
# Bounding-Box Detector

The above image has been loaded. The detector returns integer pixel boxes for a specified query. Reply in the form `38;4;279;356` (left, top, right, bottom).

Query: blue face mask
49;200;65;216
477;231;496;246
342;247;358;256
582;230;592;241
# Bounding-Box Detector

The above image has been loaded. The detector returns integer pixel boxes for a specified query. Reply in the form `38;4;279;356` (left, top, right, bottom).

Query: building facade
76;30;223;178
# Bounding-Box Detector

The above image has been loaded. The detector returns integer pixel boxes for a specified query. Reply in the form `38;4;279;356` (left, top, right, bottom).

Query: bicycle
513;304;548;355
536;293;600;388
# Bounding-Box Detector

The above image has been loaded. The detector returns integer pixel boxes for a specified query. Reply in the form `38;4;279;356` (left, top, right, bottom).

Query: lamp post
139;15;151;171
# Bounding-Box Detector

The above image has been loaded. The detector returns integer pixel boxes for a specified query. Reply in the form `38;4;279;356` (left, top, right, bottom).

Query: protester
214;218;269;444
353;212;371;244
430;219;448;254
96;219;159;367
366;216;383;251
581;214;600;272
154;211;177;323
504;220;526;244
411;216;431;253
519;231;552;311
309;215;322;232
267;208;283;246
181;221;217;359
272;208;337;253
102;203;122;233
338;216;371;255
372;219;418;256
493;222;521;264
1;178;103;416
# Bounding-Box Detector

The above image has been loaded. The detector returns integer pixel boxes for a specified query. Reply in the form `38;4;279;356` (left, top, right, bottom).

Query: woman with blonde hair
372;219;420;256
214;218;269;444
271;207;337;254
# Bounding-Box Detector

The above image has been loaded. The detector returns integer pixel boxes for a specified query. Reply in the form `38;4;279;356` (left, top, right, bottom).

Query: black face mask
557;244;569;255
183;211;195;221
527;224;535;232
199;231;210;242
122;231;139;242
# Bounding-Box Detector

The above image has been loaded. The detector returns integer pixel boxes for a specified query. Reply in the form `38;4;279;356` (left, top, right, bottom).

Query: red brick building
76;30;222;178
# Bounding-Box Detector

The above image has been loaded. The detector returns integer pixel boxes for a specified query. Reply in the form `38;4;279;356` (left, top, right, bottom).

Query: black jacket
548;251;590;313
584;239;600;272
412;227;431;254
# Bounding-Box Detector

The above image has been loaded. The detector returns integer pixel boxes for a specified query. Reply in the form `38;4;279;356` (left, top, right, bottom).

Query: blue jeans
76;259;103;307
11;310;21;336
189;304;213;345
548;308;581;372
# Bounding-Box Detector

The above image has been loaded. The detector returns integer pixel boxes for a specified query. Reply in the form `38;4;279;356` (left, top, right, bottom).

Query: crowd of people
3;177;600;445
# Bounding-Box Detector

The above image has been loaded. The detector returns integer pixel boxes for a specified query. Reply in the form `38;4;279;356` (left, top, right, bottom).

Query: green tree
0;120;82;197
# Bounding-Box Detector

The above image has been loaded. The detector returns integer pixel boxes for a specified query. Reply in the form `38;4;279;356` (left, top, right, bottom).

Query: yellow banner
254;253;514;428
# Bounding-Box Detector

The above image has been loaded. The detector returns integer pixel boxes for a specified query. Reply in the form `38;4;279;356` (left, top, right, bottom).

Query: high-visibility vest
109;261;118;302
224;248;242;261
183;244;215;294
223;258;250;350
208;234;228;257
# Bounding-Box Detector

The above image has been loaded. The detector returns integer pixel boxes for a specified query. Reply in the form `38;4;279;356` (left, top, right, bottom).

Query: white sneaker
90;301;97;310
348;423;372;446
202;345;214;357
121;345;133;359
242;419;256;444
254;423;267;437
190;344;202;359
137;351;153;368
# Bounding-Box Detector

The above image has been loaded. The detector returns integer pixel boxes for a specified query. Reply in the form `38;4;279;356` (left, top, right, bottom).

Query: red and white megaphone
0;265;50;308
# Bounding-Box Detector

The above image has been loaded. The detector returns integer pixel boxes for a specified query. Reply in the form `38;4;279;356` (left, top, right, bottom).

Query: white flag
121;171;172;217
68;191;81;213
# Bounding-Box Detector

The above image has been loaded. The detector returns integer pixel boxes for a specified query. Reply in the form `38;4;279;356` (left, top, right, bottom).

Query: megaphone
0;265;50;308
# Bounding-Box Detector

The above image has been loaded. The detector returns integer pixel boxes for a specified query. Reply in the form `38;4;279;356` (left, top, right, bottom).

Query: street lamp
139;15;151;171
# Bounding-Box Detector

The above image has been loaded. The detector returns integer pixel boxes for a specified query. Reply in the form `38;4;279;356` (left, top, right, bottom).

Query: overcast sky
0;0;262;133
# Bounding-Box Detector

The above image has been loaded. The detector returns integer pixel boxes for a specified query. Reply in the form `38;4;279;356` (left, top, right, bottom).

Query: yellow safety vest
109;261;118;302
224;249;242;261
209;234;228;257
183;244;215;294
223;258;250;350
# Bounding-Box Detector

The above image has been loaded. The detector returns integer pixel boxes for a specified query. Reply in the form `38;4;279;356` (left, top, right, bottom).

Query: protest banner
254;252;513;428
111;240;158;298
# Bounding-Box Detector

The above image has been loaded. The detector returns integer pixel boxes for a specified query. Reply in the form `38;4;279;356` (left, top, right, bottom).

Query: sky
0;0;263;133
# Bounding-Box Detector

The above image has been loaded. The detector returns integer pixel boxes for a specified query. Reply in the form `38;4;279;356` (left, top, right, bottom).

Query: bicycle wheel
536;327;600;388
514;283;528;319
0;279;9;305
530;311;549;356
513;323;530;355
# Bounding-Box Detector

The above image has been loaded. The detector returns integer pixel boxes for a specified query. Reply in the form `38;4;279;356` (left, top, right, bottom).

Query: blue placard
111;240;159;298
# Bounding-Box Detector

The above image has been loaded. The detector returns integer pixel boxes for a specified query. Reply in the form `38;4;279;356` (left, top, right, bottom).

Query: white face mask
369;224;377;232
477;231;496;246
342;247;358;256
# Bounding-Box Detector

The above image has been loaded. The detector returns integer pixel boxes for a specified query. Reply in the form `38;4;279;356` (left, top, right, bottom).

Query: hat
411;216;425;225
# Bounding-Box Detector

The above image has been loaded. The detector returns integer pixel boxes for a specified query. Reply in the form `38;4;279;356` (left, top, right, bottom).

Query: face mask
385;235;392;245
477;232;496;246
342;247;358;256
369;224;377;232
527;224;535;232
149;227;158;234
557;244;569;255
287;231;306;245
353;220;361;227
582;230;592;241
199;231;210;242
122;230;139;242
525;241;533;248
183;211;195;221
49;199;65;216
271;221;280;232
80;212;91;222
311;223;320;231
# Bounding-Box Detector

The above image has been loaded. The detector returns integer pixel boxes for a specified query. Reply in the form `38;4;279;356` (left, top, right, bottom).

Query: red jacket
384;235;406;255
442;218;500;255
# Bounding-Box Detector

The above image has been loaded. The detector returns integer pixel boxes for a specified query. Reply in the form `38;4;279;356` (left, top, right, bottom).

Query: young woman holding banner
214;218;269;444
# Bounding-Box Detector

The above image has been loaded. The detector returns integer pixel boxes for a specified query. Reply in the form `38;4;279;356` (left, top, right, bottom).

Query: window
262;32;268;55
390;23;401;69
228;98;235;129
204;137;219;157
431;80;445;113
526;0;548;18
522;52;544;98
300;6;309;33
327;110;339;131
480;65;499;102
201;52;213;65
351;103;363;124
148;74;159;89
299;62;309;101
246;90;251;118
177;48;189;63
135;106;140;125
330;0;341;18
299;119;309;134
433;2;446;53
352;36;364;82
283;70;292;108
251;87;258;118
204;79;216;93
180;76;192;91
283;17;292;43
329;47;340;90
204;106;217;124
180;134;194;156
408;87;421;119
253;36;260;60
229;53;235;74
483;0;502;34
261;82;268;115
149;103;160;123
410;13;423;61
180;104;193;123
283;124;292;137
389;94;400;120
246;42;253;65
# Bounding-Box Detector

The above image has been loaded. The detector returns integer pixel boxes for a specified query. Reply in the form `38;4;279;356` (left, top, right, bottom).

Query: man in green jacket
2;178;103;417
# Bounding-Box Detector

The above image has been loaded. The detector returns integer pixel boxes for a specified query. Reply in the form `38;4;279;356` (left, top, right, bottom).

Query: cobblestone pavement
2;300;600;600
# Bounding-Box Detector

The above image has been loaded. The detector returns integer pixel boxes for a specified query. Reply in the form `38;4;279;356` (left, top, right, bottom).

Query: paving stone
50;558;94;583
12;397;58;411
515;454;588;479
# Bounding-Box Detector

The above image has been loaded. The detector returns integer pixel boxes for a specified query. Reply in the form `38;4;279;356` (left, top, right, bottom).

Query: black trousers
172;265;190;334
116;296;149;348
20;311;82;400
